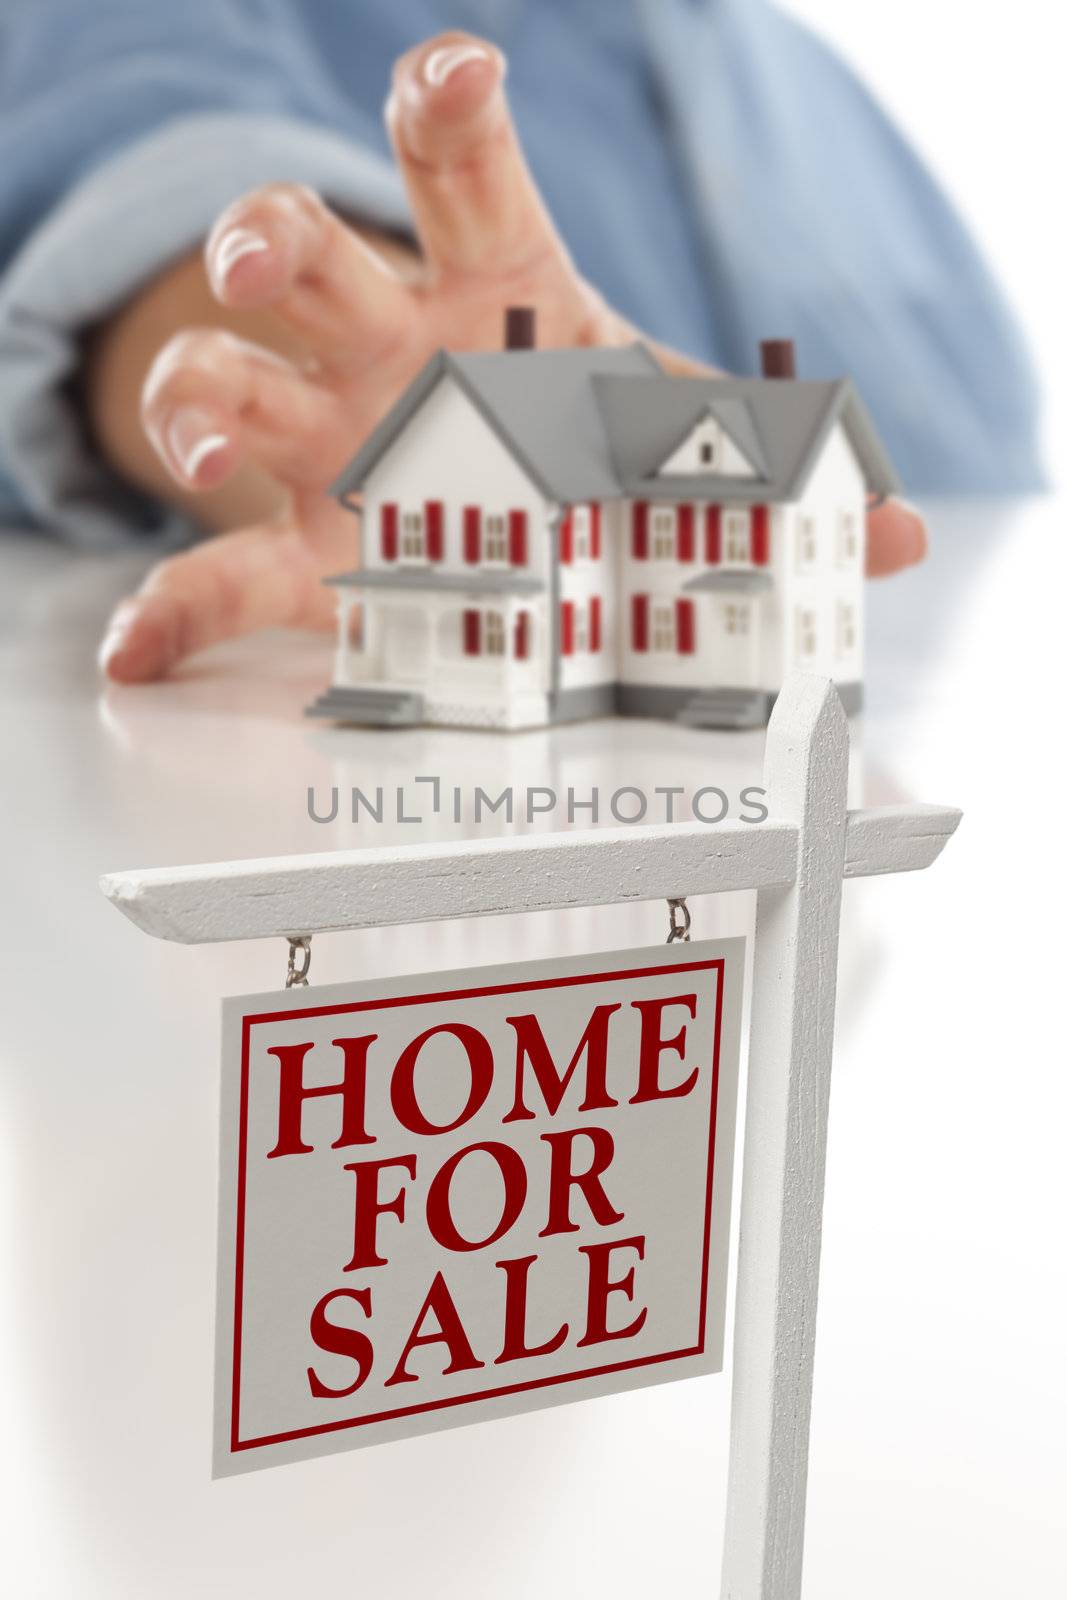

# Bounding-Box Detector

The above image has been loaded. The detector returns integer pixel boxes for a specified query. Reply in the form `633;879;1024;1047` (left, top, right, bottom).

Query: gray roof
332;344;661;507
326;568;543;596
682;568;775;595
592;374;900;503
332;347;899;510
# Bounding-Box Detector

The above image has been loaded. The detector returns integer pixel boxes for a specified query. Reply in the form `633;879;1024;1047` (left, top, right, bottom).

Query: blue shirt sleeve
0;0;412;545
0;0;1046;542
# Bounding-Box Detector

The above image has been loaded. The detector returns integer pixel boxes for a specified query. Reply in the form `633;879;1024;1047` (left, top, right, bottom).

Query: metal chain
285;936;312;988
666;898;691;944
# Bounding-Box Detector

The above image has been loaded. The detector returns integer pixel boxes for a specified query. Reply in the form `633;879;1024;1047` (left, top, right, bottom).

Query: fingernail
97;605;135;676
423;43;492;87
211;226;270;286
165;407;229;483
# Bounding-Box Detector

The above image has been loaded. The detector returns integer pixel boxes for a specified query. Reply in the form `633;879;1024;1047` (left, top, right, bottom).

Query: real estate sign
215;940;743;1476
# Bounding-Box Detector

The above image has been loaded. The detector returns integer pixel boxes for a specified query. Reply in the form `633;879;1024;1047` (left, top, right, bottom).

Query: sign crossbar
101;804;959;946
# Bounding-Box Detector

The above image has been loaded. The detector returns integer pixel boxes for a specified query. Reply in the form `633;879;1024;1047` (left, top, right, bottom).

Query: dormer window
656;410;758;477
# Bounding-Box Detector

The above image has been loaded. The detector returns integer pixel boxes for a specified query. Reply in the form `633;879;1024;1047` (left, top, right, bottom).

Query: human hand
98;31;926;683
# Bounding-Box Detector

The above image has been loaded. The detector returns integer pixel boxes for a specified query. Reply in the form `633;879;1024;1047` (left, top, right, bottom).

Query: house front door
711;596;759;687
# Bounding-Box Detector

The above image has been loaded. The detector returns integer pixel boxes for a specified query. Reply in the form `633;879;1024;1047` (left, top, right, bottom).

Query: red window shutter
677;503;695;562
560;599;575;656
560;510;573;564
676;597;696;654
425;500;444;561
462;609;481;656
752;504;770;566
631;593;649;652
590;595;602;652
514;610;529;660
704;505;721;564
463;505;481;565
381;502;398;561
508;509;528;566
632;500;649;559
590;503;602;558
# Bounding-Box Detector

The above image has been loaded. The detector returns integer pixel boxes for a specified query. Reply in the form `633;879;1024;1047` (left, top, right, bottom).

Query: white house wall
363;374;554;554
357;375;556;706
781;422;865;685
558;500;622;693
617;502;784;695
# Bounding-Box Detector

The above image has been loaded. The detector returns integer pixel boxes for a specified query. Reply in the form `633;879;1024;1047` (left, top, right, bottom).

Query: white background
782;0;1066;473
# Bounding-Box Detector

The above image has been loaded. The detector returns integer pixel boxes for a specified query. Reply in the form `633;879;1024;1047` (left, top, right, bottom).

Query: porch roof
326;567;545;596
682;569;775;594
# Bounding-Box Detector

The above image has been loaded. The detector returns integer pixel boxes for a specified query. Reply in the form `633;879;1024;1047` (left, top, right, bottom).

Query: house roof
592;374;900;503
332;344;662;508
331;346;900;508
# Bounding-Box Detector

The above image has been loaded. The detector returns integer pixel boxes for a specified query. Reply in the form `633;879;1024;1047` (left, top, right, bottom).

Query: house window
837;601;857;656
796;607;817;660
483;610;506;656
724;602;750;637
700;440;714;466
652;508;675;560
400;510;425;560
837;510;859;566
572;604;589;653
723;511;750;563
484;514;508;564
797;515;817;568
651;601;675;652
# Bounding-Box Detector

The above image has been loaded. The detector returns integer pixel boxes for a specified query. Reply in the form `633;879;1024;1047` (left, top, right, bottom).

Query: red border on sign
230;957;727;1454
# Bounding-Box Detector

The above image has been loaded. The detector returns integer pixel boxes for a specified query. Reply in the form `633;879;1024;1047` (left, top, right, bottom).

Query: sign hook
666;898;691;943
285;936;312;988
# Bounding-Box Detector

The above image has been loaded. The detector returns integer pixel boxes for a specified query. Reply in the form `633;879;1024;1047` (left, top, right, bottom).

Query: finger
204;184;411;370
386;31;568;280
98;496;355;683
141;328;351;491
866;498;928;577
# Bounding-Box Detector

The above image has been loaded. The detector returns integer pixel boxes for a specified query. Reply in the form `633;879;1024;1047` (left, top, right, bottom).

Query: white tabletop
1;497;1063;1598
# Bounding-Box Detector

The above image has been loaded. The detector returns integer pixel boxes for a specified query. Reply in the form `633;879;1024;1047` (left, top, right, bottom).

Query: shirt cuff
0;111;411;547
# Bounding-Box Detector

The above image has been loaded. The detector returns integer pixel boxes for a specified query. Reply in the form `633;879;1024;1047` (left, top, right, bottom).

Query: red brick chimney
759;338;796;379
504;306;537;350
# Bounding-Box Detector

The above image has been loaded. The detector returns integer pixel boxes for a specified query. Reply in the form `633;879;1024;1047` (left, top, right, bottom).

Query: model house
306;312;899;730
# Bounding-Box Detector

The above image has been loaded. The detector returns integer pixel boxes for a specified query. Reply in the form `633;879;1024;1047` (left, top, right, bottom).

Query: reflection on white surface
0;499;1064;1598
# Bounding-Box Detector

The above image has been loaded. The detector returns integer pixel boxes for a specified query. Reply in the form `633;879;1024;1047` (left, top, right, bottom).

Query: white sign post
102;675;960;1599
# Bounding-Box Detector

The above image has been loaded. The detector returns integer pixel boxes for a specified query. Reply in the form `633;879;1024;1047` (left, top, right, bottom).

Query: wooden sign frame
101;675;960;1600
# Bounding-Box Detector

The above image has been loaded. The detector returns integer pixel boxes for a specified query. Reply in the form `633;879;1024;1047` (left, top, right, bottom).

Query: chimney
759;338;796;379
504;306;536;351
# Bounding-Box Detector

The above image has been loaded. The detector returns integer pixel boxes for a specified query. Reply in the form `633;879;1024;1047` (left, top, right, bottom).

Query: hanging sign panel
214;938;743;1476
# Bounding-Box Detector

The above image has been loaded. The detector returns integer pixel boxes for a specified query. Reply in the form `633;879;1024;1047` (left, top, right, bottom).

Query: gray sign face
214;939;744;1476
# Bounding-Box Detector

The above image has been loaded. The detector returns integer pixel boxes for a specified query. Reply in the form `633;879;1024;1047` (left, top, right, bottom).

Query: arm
93;30;927;681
